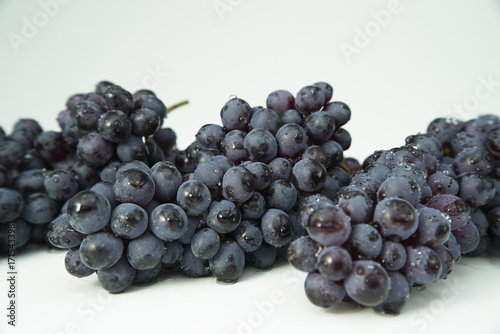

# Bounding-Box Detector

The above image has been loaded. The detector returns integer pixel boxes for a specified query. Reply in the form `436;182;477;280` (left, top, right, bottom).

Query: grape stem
167;100;189;114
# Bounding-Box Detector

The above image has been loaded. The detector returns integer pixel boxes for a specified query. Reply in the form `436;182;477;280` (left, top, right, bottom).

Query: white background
1;0;500;333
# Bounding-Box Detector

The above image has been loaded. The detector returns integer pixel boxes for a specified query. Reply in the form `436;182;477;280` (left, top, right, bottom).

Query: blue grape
180;244;210;277
405;134;444;159
127;232;165;270
336;186;373;225
244;128;277;163
306;206;351;247
43;169;78;201
65;248;95;278
196;124;225;151
264;180;297;212
295;85;325;116
161;240;184;268
13;169;45;195
323;101;351;127
377;241;407;271
266;89;295;116
221;130;248;164
260;209;293;247
191;228;220;259
47;214;85;249
402;245;442;285
317;246;352;281
209;238;245;283
67;190;111;234
176;180;211;216
287;236;322;272
313;82;333;103
344;260;390;307
79;232;124;270
220;98;252;131
130;108;161;137
114;167;155;206
70;101;104;133
97;256;136;293
22;192;59;224
193;161;223;195
222;166;255;203
377;175;421;207
345;224;383;260
453;147;494;175
291;158;327;193
110;203;148;239
151;161;182;202
280;109;304;125
90;182;119;209
427;171;459;196
234;220;263;252
373;271;411;315
304;111;335;145
304;271;345;307
240;192;266;220
372;198;418;240
0;188;24;223
102;85;134;115
116;135;148;163
426;117;464;145
268;157;292;182
97;110;132;143
150;203;188;241
206;199;241;234
275;123;308;159
425;194;470;230
245;162;272;190
452;221;480;254
250;108;281;135
457;173;495;207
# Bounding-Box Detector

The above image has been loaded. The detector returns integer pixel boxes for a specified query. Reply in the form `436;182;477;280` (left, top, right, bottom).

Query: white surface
1;0;500;333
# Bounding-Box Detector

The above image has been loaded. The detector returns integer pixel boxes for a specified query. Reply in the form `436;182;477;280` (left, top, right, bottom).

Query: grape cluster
47;81;354;292
0;81;179;255
288;114;500;314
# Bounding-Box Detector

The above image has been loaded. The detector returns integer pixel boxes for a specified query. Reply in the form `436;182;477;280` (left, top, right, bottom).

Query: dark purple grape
67;190;111;234
377;175;421;208
79;232;124;270
196;124;226;151
306;206;351;247
240;192;266;220
378;241;406;271
127;232;165;270
331;128;351;150
260;209;293;247
317;246;352;281
114;168;155;207
405;134;444;159
264;180;297;212
427;171;459;196
102;85;134;115
313;82;333;104
97;110;132;143
344;260;390;307
453;147;494;175
266;89;295;116
287;236;322;272
76;132;114;167
221;130;248;164
65;248;95;278
345;224;383;260
220;98;252;131
150;203;188;241
116;135;148;163
209;238;245;283
304;271;345;307
151;161;182;202
486;124;500;157
0;188;24;223
222;166;255;203
96;256;136;293
402;245;442;285
373;198;418;241
337;187;373;225
280;109;304;125
373;271;411;315
291;158;327;193
129;108;161;137
458;173;495;207
412;207;451;247
243;128;277;163
295;85;325;116
206;199;241;234
452;221;480;254
250;108;281;135
425;194;470;230
234;220;263;252
22;192;59;224
34;131;68;162
268;157;292;182
191;228;220;259
275;123;308;159
323;102;351;127
304;111;335;145
426;117;464;145
110;203;148;239
245;162;272;190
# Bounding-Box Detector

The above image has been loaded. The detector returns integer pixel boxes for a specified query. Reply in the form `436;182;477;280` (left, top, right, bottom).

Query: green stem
167;100;189;114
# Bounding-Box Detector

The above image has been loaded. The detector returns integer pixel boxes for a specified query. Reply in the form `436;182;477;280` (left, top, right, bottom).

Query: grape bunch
47;81;355;292
0;81;180;255
288;114;500;315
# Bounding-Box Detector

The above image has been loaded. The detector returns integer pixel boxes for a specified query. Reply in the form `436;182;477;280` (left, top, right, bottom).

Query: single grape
344;260;390;307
